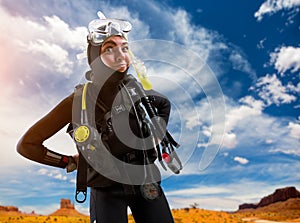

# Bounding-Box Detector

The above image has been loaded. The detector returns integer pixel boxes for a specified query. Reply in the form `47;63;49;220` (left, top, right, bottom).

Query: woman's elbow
16;136;33;160
17;137;27;157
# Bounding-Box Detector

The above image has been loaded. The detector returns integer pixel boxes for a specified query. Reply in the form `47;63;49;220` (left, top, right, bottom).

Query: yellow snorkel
129;50;153;90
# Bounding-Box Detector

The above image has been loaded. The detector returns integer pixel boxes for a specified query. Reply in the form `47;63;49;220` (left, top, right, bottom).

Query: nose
115;47;125;62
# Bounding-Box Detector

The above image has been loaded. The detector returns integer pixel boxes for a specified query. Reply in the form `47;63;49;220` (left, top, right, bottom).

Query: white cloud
0;89;76;169
165;185;239;211
0;7;87;80
19;39;73;76
257;38;267;49
255;73;296;106
224;96;264;142
270;147;300;155
0;4;88;170
222;132;237;149
234;156;249;165
254;46;300;107
239;96;265;111
270;46;300;75
176;95;265;151
54;173;67;180
287;82;300;93
288;119;300;139
185;112;202;130
42;15;87;49
151;5;255;79
166;186;231;196
38;168;48;175
194;94;300;157
228;49;257;80
237;114;300;156
224;93;300;155
37;168;68;181
168;196;240;211
254;0;300;21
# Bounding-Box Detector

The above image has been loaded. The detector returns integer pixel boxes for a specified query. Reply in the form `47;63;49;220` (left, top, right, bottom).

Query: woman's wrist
65;155;77;172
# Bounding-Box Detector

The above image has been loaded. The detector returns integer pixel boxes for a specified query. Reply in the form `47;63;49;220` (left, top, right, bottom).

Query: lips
115;64;127;70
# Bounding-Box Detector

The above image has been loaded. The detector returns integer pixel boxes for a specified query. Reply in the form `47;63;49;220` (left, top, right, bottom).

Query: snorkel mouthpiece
129;51;153;90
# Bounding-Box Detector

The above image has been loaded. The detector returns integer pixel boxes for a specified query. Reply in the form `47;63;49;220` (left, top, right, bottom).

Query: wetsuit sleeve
147;89;171;125
17;93;74;169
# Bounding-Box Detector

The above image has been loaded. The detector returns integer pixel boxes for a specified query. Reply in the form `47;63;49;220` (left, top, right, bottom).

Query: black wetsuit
17;59;175;222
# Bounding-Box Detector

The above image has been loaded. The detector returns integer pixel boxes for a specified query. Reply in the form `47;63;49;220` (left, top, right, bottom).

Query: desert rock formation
50;198;86;216
239;186;300;210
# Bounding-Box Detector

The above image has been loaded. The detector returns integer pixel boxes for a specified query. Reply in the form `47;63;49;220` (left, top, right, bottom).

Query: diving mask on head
87;11;132;46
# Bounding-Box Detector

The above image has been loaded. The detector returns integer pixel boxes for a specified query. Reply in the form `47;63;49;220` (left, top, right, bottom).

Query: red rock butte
50;198;86;217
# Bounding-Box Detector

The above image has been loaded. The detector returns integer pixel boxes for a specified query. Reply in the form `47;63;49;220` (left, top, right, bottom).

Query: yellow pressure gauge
74;125;90;143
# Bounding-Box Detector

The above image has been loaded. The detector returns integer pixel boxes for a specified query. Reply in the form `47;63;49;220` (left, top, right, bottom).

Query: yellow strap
82;82;89;111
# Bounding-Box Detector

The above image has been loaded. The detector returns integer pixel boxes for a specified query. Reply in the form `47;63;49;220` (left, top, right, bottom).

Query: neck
89;57;128;87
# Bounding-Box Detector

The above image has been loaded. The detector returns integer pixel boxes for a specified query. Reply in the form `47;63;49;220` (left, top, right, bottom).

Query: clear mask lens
88;18;132;46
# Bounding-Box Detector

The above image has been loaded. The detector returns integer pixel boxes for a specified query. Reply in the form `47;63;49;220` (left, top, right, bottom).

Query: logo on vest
128;87;137;96
112;104;126;114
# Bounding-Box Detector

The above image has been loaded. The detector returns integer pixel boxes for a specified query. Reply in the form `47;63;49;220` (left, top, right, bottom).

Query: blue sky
0;0;299;215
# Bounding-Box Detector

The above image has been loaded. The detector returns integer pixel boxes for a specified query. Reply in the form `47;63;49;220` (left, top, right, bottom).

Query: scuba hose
126;75;183;175
121;82;162;200
128;51;182;173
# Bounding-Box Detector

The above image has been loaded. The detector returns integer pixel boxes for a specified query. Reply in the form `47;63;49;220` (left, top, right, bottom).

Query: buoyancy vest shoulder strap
73;83;89;203
75;150;88;203
72;82;113;203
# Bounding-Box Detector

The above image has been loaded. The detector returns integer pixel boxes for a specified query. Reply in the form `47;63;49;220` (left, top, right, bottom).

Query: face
100;36;130;72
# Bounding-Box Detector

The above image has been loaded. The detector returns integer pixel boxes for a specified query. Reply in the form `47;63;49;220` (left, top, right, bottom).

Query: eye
122;46;129;53
104;47;113;53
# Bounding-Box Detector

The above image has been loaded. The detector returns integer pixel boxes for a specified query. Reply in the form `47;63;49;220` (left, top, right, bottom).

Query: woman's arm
17;94;75;169
147;89;171;125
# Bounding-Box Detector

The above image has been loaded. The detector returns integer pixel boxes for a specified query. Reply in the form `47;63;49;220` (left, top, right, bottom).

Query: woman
17;13;175;223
